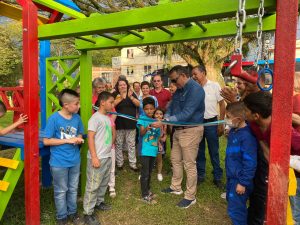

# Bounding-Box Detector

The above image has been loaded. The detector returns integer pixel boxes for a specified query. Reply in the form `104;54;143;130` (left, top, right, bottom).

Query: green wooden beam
75;14;276;51
38;0;277;40
79;51;92;196
33;0;86;19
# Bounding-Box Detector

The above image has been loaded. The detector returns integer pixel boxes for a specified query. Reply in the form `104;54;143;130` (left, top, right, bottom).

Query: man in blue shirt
154;65;205;208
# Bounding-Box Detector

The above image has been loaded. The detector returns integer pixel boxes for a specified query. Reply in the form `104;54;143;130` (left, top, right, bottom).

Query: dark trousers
227;179;252;225
140;156;156;197
196;117;223;181
247;150;268;225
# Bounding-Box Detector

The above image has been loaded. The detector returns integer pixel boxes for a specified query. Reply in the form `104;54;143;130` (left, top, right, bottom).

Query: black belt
203;116;218;123
174;126;197;130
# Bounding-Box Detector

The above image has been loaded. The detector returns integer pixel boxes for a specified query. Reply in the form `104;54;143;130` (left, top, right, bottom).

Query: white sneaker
109;190;116;198
157;173;163;181
220;192;226;199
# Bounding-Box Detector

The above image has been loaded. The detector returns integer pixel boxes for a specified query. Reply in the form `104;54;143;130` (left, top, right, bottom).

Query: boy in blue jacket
225;102;257;225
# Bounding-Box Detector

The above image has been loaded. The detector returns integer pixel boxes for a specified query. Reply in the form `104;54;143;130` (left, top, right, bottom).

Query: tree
92;49;121;66
155;37;254;83
0;21;23;86
72;0;158;15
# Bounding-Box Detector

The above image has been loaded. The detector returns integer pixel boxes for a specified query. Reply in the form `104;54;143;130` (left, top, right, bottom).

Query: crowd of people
0;65;300;225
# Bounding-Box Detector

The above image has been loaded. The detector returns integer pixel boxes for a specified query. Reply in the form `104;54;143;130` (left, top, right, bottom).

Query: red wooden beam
34;2;55;13
21;1;40;225
267;0;298;224
0;87;24;112
48;11;63;23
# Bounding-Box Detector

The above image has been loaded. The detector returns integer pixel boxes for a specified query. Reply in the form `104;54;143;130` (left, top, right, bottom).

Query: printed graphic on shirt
144;128;160;146
104;121;112;146
60;126;77;139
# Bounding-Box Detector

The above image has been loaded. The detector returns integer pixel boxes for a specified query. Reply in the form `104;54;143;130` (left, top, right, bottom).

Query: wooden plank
33;0;85;19
0;181;10;192
0;149;24;220
38;0;277;40
79;51;92;195
22;1;40;224
0;1;48;24
0;158;19;170
75;15;276;50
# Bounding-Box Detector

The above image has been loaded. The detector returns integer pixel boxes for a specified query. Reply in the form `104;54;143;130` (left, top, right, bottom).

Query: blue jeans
51;163;80;220
196;118;223;181
290;177;300;225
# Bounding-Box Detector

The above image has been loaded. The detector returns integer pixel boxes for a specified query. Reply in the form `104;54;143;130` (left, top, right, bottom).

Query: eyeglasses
153;80;161;82
170;76;180;83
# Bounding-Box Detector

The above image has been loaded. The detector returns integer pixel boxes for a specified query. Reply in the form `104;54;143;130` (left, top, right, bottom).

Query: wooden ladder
0;149;24;221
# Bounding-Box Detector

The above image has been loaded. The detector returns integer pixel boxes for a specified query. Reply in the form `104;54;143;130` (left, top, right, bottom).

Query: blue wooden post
39;40;50;129
39;40;52;187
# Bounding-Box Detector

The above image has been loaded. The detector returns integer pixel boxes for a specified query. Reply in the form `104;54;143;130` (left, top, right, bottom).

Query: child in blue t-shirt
225;102;257;225
43;89;84;225
137;97;160;203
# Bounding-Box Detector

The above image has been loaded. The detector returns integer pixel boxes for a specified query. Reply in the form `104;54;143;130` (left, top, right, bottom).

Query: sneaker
84;214;100;225
141;195;157;204
161;187;183;195
220;192;226;199
130;165;139;172
176;198;196;209
109;190;116;198
69;213;84;225
95;202;112;211
138;175;141;180
157;173;163;181
56;218;68;225
213;180;225;190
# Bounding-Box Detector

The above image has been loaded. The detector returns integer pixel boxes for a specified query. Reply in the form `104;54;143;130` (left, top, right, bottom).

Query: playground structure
0;0;299;224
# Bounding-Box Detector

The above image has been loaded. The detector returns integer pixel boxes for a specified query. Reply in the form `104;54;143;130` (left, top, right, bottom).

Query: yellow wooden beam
0;1;49;24
0;158;19;170
0;181;9;192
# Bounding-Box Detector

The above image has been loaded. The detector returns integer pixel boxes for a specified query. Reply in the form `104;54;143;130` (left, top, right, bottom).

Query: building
113;47;187;84
92;67;121;86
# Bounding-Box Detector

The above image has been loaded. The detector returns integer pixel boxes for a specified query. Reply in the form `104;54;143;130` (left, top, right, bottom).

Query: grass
0;112;230;225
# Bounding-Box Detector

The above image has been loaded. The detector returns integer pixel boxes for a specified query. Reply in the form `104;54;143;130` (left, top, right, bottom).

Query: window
127;66;134;76
101;72;112;82
144;65;152;74
127;49;134;58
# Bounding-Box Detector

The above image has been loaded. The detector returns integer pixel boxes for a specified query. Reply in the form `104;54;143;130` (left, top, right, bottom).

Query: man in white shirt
192;65;225;188
133;82;142;98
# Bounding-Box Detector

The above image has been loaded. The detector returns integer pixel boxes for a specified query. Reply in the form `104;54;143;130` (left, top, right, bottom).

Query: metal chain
255;0;265;67
263;32;272;67
234;0;246;54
